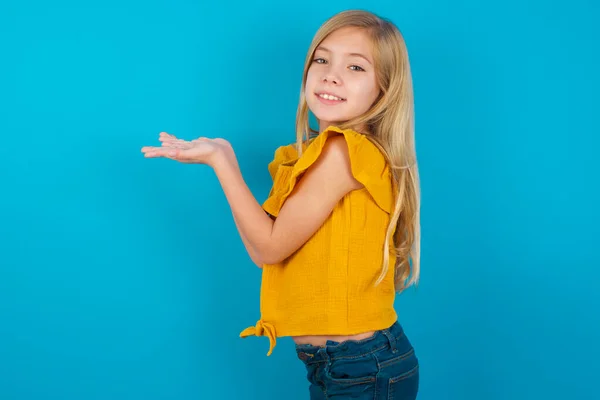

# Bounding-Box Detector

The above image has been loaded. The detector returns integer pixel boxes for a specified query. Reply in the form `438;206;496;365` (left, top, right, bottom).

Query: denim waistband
295;321;405;365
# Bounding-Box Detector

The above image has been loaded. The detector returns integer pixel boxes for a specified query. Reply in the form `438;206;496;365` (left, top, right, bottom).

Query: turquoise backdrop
1;0;598;399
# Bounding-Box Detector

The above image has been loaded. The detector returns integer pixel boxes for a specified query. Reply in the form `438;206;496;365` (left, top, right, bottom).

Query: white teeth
319;93;343;101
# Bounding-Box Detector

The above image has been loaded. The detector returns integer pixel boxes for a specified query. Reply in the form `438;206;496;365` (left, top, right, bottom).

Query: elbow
255;236;296;265
257;246;287;266
259;253;281;266
251;254;264;268
262;253;293;266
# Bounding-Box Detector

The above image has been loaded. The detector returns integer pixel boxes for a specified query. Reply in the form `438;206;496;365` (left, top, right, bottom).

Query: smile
316;92;346;104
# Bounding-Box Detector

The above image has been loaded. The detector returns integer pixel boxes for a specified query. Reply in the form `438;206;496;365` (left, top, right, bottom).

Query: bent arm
232;213;265;268
214;135;362;265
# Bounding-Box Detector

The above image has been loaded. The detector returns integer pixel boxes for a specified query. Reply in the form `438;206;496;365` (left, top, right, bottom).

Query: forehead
317;26;373;55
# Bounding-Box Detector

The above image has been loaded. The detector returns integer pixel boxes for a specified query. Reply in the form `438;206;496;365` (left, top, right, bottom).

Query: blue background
1;0;598;399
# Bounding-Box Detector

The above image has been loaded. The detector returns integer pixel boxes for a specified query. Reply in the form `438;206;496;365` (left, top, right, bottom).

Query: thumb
171;148;194;162
166;149;180;159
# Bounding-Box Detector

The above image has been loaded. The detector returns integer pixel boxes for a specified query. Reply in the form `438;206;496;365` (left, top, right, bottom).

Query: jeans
295;321;419;399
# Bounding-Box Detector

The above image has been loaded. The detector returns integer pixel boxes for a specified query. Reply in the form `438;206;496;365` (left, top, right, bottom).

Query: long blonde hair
294;10;420;293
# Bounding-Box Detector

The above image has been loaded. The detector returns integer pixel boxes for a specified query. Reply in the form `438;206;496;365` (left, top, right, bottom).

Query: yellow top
240;126;398;356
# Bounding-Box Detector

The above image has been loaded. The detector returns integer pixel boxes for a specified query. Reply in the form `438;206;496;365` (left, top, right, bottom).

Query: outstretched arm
232;212;265;268
142;132;361;265
212;135;362;265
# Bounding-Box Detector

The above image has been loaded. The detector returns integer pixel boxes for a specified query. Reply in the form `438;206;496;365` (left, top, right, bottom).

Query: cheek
350;79;379;109
305;69;317;93
363;75;379;100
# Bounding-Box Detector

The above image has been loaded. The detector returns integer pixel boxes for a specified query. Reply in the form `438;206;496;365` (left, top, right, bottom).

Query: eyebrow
316;46;372;65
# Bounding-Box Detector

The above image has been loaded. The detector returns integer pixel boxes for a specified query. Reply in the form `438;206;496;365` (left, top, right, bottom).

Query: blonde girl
142;9;420;399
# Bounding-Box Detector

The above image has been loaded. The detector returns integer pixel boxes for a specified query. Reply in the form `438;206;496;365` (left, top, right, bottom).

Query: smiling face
305;26;381;133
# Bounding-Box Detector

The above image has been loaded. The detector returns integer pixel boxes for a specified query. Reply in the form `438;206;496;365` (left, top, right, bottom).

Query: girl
142;9;420;400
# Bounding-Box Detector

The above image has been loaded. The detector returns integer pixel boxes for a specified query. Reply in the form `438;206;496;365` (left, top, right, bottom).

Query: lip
315;92;346;105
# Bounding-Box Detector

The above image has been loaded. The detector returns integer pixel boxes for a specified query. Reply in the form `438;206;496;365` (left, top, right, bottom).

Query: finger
144;148;179;158
162;142;188;149
143;149;162;157
159;135;188;144
174;148;191;160
142;145;174;154
142;145;179;152
159;132;178;140
160;138;186;146
142;148;164;157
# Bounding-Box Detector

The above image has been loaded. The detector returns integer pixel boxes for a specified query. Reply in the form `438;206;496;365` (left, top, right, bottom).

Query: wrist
212;146;240;180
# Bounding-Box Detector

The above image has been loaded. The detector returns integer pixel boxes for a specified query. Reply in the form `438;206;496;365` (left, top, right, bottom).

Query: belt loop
318;347;329;359
382;329;397;353
318;347;332;366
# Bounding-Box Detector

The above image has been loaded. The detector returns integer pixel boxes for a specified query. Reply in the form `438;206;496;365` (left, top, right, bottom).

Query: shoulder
262;127;393;217
293;127;386;192
309;126;384;159
307;126;393;213
295;128;357;174
296;133;360;191
305;126;389;174
315;133;351;163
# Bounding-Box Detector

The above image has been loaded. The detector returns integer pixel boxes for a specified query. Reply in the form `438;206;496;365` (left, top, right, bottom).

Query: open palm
141;132;231;165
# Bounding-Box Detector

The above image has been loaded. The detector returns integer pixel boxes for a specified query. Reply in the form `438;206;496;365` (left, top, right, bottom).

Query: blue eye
313;58;327;64
350;65;365;72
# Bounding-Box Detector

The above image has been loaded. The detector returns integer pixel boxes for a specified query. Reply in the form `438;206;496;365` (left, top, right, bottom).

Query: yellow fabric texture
240;126;398;356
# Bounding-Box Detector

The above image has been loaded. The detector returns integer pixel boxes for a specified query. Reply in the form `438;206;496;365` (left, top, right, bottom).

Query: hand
141;132;232;166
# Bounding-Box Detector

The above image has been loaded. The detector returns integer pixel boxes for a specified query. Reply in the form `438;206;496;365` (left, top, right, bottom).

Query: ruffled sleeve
262;126;393;217
265;143;298;181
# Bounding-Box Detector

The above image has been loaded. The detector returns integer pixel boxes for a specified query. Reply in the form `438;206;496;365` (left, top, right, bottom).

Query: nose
322;71;341;85
323;76;337;84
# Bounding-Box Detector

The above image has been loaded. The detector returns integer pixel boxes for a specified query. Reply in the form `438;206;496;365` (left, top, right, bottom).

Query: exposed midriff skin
292;330;376;347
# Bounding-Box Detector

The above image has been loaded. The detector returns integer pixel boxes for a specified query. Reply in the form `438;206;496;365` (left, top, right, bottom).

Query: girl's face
305;26;380;133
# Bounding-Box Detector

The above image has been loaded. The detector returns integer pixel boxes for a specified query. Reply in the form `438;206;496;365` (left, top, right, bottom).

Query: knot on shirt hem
240;320;277;356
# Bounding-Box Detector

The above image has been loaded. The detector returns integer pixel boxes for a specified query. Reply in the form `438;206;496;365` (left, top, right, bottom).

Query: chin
318;115;348;125
311;108;345;123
